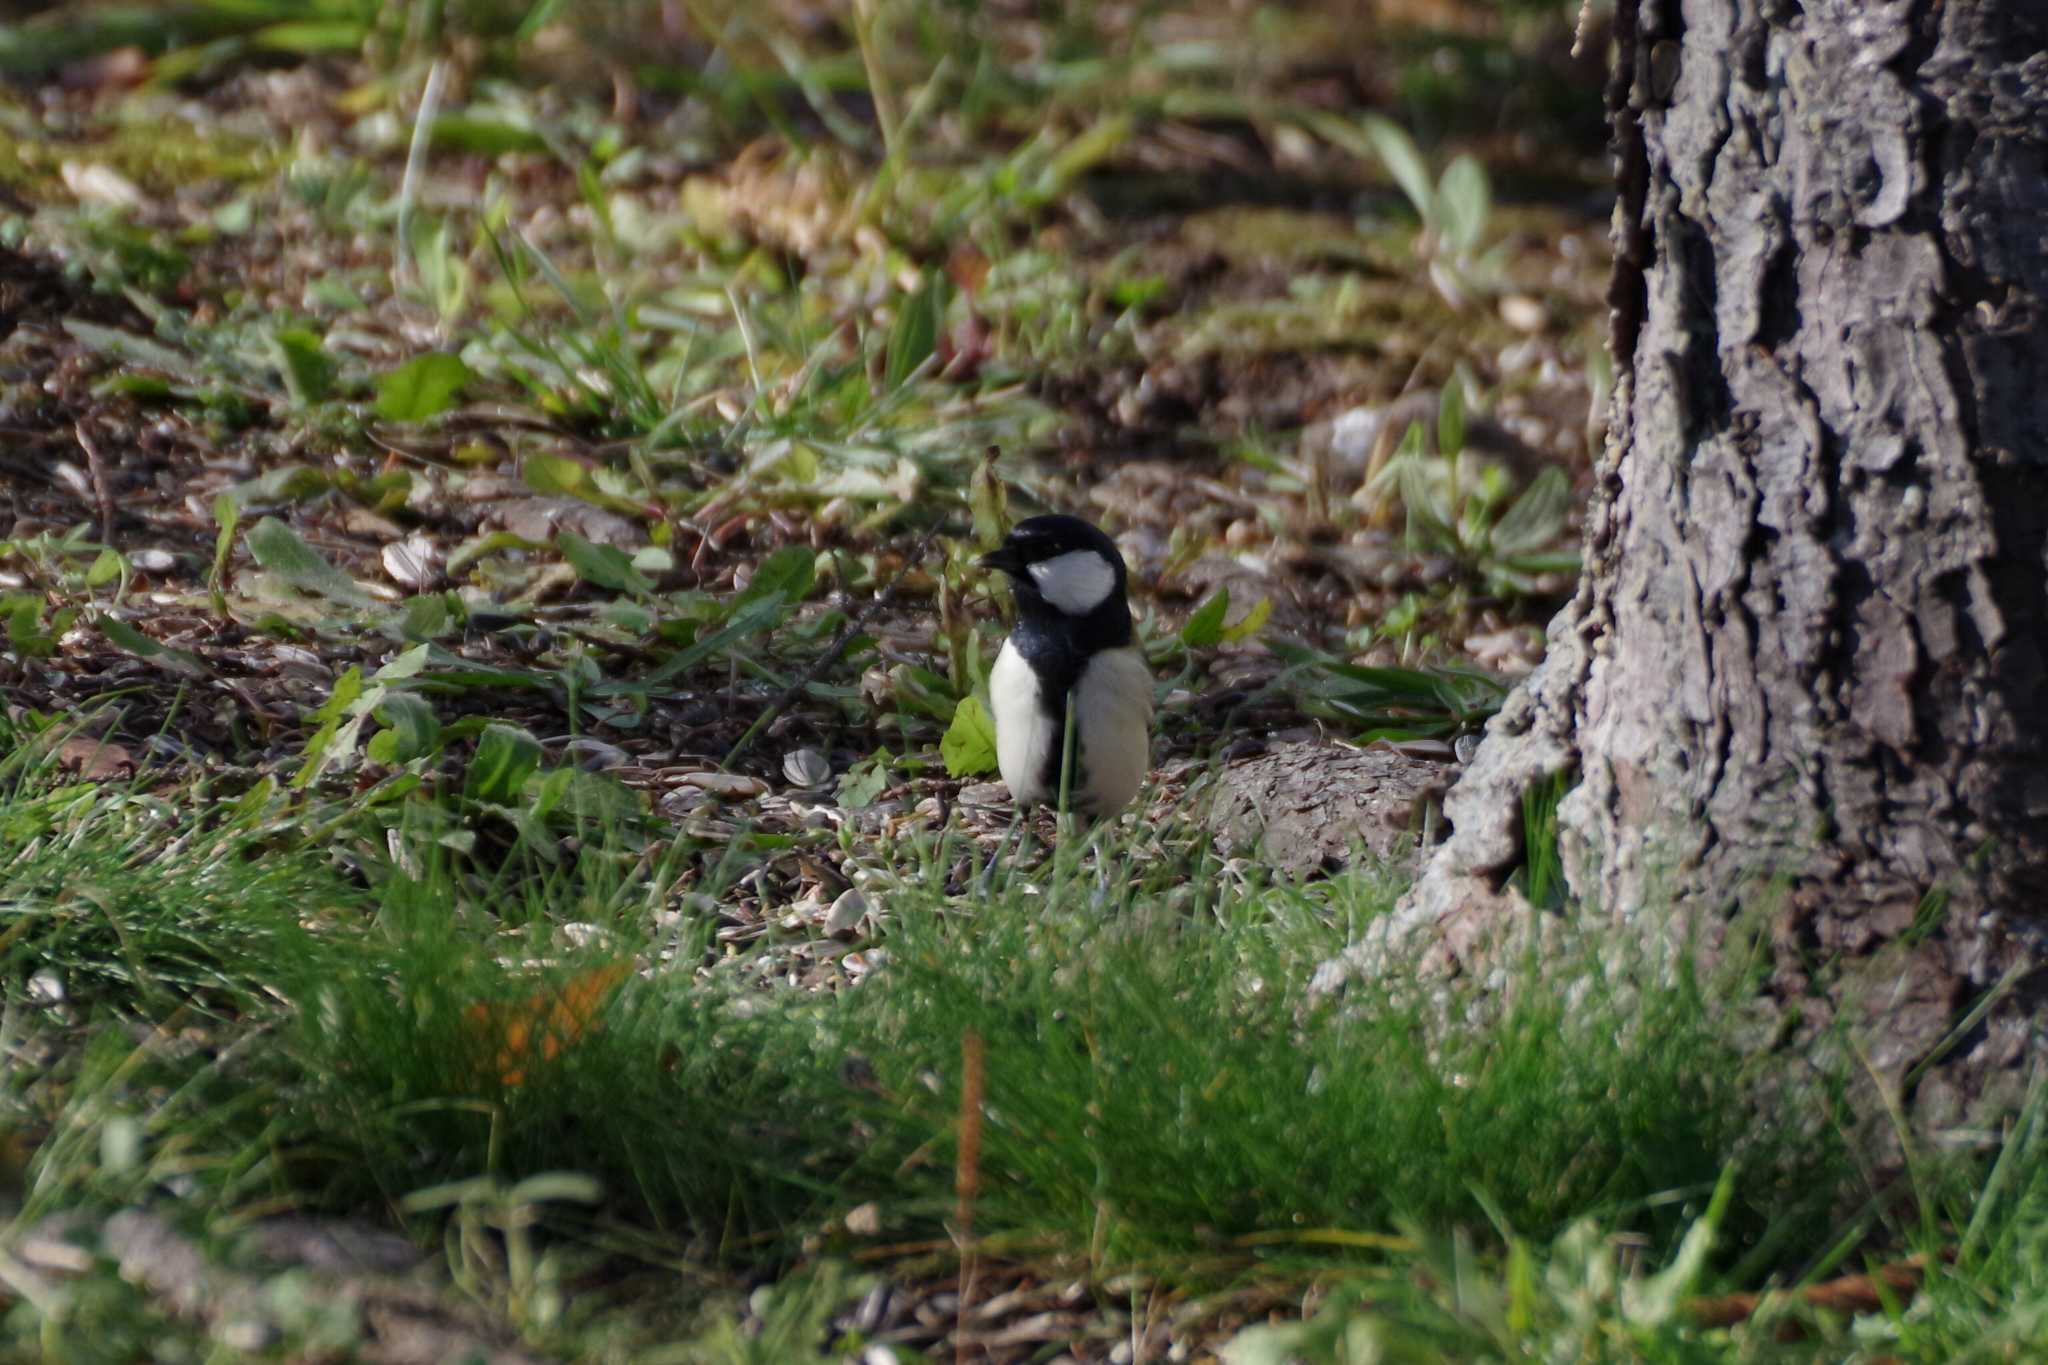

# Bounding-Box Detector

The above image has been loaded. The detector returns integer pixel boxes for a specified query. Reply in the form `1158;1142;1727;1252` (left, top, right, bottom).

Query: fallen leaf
57;735;135;781
382;533;439;587
60;161;144;210
462;960;632;1087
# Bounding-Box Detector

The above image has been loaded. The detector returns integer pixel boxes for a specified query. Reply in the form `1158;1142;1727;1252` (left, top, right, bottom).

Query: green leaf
369;692;442;765
1219;595;1272;643
374;353;472;421
734;544;816;617
97;615;205;673
505;1171;605;1206
1393;452;1452;547
883;273;945;392
1489;467;1572;559
558;531;652;595
837;750;893;809
271;326;336;405
62;320;200;379
373;643;433;682
1436;154;1492;257
518;453;645;516
1437;376;1466;461
295;666;371;789
1180;587;1230;648
941;696;998;777
522;453;593;498
309;666;366;725
3;597;50;657
252;19;371;54
396;594;454;641
467;723;544;805
1361;115;1436;225
245;518;376;608
85;548;124;589
430;114;549;156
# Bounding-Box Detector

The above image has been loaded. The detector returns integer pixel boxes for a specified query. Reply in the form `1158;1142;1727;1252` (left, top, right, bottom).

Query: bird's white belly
989;642;1152;815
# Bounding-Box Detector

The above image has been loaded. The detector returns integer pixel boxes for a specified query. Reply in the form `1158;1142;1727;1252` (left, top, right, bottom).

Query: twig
73;419;116;545
719;521;945;770
1687;1249;1952;1338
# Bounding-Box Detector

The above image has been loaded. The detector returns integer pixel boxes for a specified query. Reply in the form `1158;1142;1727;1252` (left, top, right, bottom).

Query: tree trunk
1323;0;2048;1133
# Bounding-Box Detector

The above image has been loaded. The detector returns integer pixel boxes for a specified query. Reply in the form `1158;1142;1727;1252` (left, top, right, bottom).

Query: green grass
4;716;2045;1359
2;2;2040;1359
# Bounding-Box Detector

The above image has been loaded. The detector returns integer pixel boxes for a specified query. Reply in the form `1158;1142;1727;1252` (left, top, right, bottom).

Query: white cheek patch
1026;549;1116;615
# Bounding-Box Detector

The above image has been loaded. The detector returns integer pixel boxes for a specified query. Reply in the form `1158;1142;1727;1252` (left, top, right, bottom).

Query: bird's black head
980;514;1133;645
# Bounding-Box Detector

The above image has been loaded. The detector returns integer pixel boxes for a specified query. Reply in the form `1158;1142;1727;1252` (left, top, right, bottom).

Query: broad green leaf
1437;376;1466;461
940;696;998;778
446;530;548;577
85;548;124;588
1437;154;1492;257
1393;454;1452;545
374;353;472;421
559;531;652;595
1490;467;1572;558
520;452;644;514
467;722;544;805
1361;115;1436;225
396;594;453;642
1180;587;1230;648
887;663;958;721
373;643;433;682
1219;595;1272;643
3;598;51;656
310;666;366;724
271;327;336;405
837;750;893;809
96;615;204;672
245;517;376;608
734;544;816;617
368;692;442;764
295;667;371;789
522;453;592;498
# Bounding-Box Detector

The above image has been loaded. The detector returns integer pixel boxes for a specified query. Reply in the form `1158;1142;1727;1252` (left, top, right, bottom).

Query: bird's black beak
979;544;1022;575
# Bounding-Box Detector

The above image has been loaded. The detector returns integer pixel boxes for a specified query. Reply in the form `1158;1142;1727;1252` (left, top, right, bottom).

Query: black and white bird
979;514;1153;819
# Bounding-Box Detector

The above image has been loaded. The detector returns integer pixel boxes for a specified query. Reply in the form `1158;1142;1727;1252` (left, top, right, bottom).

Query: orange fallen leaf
462;960;631;1087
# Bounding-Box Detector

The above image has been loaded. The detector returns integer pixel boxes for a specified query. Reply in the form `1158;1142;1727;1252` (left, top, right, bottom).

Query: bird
979;514;1154;820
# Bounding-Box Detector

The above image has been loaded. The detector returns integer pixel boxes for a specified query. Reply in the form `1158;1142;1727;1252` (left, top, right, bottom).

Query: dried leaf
462;961;632;1088
382;533;439;588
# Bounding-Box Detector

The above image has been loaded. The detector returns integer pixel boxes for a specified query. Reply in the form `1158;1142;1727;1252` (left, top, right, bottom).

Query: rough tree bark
1320;0;2048;1131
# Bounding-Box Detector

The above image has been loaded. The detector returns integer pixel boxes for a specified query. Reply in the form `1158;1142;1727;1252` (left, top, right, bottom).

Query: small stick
73;420;116;545
1687;1250;1949;1337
